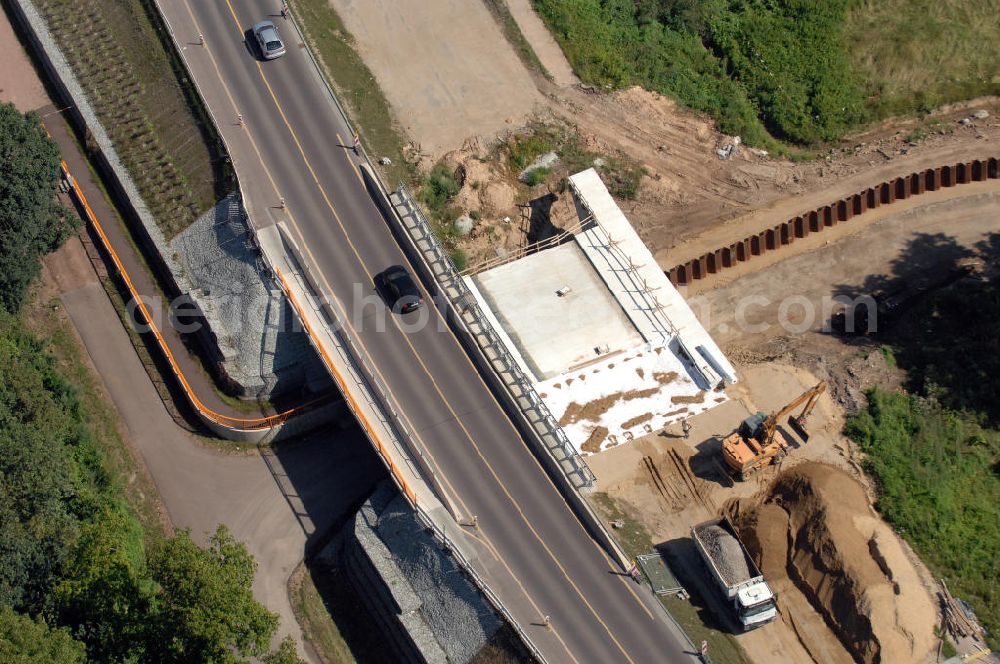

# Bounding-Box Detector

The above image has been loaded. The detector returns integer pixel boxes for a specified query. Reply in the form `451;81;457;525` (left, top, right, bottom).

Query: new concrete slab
569;168;737;385
471;242;642;381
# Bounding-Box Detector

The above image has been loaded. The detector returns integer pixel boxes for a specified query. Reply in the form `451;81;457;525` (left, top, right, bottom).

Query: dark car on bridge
376;265;424;313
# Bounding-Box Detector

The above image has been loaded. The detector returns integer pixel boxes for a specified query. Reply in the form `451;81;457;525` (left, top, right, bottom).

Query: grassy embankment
482;0;553;81
534;0;1000;151
290;565;358;664
35;0;231;238
292;0;414;188
23;290;165;544
849;0;1000;119
846;258;1000;651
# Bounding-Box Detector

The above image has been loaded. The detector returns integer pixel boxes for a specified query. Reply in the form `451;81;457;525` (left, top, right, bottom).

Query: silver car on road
253;20;286;60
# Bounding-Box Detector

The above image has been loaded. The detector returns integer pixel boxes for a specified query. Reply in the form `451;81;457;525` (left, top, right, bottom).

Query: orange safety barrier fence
277;270;418;506
60;159;319;431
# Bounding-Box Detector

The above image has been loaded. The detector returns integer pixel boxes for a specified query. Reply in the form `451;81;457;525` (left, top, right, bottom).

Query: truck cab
736;583;778;628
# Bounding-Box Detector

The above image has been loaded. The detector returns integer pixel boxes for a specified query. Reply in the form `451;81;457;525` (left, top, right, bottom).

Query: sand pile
730;463;936;664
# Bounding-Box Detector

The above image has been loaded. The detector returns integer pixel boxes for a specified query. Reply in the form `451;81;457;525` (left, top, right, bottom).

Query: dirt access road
333;0;999;277
330;0;545;156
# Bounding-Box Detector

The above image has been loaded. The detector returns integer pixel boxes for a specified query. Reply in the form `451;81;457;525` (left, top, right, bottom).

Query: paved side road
49;239;384;661
3;6;385;661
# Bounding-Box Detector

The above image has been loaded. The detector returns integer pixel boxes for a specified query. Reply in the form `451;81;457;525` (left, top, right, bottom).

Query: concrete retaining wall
8;0;310;399
343;483;500;664
14;0;338;442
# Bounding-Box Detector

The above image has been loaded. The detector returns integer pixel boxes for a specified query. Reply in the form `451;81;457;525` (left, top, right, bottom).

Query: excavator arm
723;382;827;479
760;382;826;446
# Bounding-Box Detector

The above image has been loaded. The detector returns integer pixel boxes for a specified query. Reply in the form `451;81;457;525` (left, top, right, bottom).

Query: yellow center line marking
328;145;659;623
180;0;281;200
193;0;474;524
215;2;636;658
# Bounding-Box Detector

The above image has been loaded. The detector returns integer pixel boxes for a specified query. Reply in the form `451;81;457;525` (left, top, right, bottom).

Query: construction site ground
333;0;1000;274
322;2;1000;662
588;362;940;664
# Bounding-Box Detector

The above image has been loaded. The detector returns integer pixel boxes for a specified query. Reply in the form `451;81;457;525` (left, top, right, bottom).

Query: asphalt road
169;1;697;661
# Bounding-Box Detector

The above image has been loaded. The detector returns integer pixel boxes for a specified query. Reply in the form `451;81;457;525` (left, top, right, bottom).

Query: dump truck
691;517;777;630
722;382;826;480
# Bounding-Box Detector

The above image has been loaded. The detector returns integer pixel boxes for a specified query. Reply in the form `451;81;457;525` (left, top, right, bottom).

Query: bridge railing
391;181;596;490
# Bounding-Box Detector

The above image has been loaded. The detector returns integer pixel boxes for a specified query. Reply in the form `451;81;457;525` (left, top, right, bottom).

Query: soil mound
730;463;935;664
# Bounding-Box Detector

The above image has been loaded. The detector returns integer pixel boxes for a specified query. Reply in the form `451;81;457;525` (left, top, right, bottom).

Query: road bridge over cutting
152;2;701;661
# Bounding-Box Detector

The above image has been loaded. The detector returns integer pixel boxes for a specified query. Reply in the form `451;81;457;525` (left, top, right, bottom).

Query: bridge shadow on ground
269;417;387;556
267;414;392;662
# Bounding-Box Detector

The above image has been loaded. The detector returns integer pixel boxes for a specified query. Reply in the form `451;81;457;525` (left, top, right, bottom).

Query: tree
53;506;150;662
0;312;86;613
148;525;278;663
0;102;74;313
262;636;308;664
0;605;86;663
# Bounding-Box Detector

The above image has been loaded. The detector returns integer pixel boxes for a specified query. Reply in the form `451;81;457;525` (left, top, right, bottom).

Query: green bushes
36;0;228;238
0;310;303;662
505;133;555;171
419;164;461;213
535;0;866;146
535;0;769;143
0;104;74;313
705;0;865;143
523;166;551;186
0;606;86;663
846;390;1000;650
449;249;468;272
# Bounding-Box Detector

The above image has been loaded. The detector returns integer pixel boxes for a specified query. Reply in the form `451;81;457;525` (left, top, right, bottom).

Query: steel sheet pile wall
667;158;999;285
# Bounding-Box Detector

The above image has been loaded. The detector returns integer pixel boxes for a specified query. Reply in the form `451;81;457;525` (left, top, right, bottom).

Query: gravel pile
358;483;501;664
171;196;325;397
698;523;752;586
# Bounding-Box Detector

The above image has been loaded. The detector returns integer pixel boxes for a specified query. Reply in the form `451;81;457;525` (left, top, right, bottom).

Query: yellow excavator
722;382;826;480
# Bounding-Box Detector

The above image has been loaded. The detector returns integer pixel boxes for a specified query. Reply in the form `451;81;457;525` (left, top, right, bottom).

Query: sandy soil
588;360;939;663
504;0;578;87
420;82;999;270
330;0;999;277
329;0;544;156
698;188;1000;343
0;8;49;112
732;463;938;664
323;7;996;662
